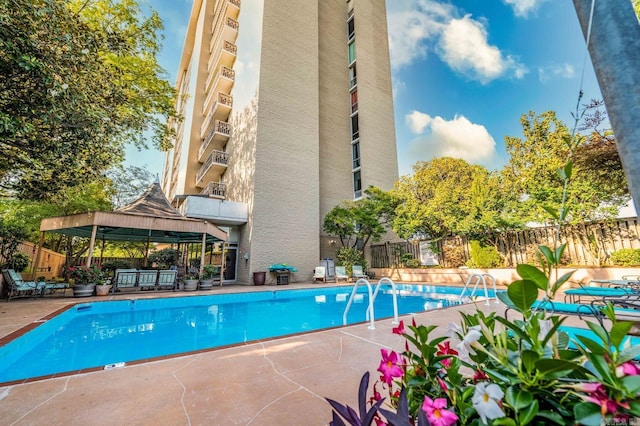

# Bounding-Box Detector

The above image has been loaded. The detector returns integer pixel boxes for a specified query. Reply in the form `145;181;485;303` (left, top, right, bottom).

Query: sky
128;0;604;178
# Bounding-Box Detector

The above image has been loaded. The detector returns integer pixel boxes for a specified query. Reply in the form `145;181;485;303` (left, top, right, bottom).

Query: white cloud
538;63;575;82
387;2;527;83
405;112;497;164
438;15;528;84
502;0;547;18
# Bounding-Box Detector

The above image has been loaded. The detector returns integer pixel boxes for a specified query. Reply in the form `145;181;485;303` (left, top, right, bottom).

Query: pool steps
459;273;499;306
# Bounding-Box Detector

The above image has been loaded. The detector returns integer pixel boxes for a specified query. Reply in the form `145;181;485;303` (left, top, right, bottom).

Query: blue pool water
0;284;492;382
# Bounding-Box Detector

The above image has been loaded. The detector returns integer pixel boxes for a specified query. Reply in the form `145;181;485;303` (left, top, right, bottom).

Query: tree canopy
0;0;177;200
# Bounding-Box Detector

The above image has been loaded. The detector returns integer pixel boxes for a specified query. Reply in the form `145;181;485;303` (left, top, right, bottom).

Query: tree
0;220;29;269
503;110;628;225
107;165;154;209
392;157;515;242
0;0;177;199
323;186;397;249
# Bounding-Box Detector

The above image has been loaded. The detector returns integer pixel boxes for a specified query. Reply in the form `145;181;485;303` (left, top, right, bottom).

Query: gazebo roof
39;182;227;244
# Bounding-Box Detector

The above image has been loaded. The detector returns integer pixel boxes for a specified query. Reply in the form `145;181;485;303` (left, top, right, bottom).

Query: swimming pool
0;284;492;383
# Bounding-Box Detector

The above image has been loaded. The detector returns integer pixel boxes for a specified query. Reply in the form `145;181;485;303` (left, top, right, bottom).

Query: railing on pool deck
342;277;399;330
459;273;499;306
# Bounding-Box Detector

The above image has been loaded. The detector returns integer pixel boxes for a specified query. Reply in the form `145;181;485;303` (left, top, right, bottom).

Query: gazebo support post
143;231;151;267
199;233;206;277
86;225;97;267
220;243;226;287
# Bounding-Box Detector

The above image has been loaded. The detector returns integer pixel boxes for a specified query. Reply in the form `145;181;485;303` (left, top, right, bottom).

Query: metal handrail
459;273;498;306
371;277;399;325
343;278;375;329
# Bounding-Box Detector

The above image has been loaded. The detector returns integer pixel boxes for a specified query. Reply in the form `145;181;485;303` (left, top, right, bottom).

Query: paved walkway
0;283;587;425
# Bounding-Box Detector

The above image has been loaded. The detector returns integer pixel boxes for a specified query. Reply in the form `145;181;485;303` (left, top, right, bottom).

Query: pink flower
377;349;404;385
472;370;489;381
392;320;405;335
581;383;630;415
422;396;458;426
437;341;458;368
617;361;640;377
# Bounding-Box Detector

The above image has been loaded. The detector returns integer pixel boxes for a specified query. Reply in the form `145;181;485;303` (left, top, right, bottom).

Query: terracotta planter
73;283;96;298
183;279;198;291
95;284;112;296
199;279;214;290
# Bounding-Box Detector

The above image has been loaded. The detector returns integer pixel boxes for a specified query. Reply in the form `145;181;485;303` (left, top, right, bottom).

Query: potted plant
95;276;112;296
183;271;199;291
69;265;103;297
199;265;218;290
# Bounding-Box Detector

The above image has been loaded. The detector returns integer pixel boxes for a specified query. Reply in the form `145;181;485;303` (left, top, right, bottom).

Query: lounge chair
352;265;369;280
157;270;177;290
335;266;349;283
564;286;636;303
137;270;158;290
560;326;640;360
42;281;69;297
313;266;326;283
2;269;45;300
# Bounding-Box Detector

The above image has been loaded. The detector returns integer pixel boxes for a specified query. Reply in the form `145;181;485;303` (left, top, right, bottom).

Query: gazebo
35;182;227;279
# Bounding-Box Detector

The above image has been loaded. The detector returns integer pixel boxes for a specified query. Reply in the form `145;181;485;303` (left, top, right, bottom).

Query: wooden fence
370;217;640;268
0;241;66;280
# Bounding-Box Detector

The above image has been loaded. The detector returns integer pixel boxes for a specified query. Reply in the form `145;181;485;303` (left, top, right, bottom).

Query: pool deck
0;282;590;425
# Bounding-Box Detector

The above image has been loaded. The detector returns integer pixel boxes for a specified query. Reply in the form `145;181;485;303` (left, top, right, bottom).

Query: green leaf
621;375;640;394
550;270;575;294
535;359;580;376
609;321;634;348
520;350;539;373
573;402;603;426
516;264;548;290
537;245;555;264
518;399;538;425
507;280;538;311
541;206;559;220
492;418;517;426
505;386;533;410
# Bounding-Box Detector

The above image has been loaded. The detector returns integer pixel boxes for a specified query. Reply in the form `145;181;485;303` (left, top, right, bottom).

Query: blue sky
129;0;603;178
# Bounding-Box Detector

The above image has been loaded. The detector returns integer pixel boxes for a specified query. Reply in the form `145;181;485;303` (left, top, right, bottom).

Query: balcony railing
201;92;233;134
199;120;231;159
196;150;229;184
205;65;235;96
351;101;358;114
200;181;227;198
350;76;357;90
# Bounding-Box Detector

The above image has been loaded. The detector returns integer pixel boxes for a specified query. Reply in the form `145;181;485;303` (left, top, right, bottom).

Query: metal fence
370;217;640;268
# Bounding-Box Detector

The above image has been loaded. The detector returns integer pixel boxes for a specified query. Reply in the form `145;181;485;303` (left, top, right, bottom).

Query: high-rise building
162;0;398;284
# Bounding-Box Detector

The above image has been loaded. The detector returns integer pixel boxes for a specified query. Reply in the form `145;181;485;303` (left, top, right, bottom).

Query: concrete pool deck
0;282;590;425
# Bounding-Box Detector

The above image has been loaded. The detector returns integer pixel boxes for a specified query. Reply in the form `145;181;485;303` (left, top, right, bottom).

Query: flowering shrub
326;262;640;425
68;265;104;284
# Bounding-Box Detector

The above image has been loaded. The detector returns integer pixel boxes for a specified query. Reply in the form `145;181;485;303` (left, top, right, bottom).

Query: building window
350;90;358;113
347;17;355;41
348;41;356;65
353;170;362;198
349;65;357;89
352;142;360;169
350;114;359;141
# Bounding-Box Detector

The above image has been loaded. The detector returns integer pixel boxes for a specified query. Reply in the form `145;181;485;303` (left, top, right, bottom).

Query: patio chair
2;269;45;300
157;270;177;290
42;281;69;297
560;326;640;360
113;269;138;293
137;270;158;291
313;266;326;283
335;266;349;283
352;265;369;280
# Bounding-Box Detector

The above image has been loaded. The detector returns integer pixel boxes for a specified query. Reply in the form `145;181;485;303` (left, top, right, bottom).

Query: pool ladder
342;277;399;330
459;273;499;306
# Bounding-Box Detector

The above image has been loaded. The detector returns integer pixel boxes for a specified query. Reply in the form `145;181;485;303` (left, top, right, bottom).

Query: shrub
101;259;132;276
147;248;179;269
336;247;366;277
610;248;640;266
442;245;466;268
466;240;503;268
405;258;422;268
10;252;30;272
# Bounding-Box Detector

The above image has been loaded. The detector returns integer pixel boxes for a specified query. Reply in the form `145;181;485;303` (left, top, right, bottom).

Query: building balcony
222;16;239;43
205;65;235;99
196;150;229;188
226;0;240;20
199;181;227;199
208;40;237;72
201;92;233;135
199;120;231;161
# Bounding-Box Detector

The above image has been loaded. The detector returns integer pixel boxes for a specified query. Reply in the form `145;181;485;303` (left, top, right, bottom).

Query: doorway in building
224;247;237;281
